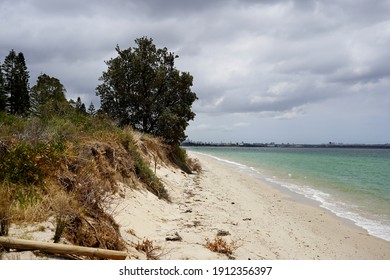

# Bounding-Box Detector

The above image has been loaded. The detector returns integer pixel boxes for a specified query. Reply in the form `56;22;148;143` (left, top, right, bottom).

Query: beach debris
204;236;238;258
135;238;162;260
217;230;230;236
242;218;252;221
193;220;201;227
184;220;201;228
0;236;128;260
165;232;183;242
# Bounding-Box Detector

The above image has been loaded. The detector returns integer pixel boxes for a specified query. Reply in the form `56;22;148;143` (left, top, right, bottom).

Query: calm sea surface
185;146;390;241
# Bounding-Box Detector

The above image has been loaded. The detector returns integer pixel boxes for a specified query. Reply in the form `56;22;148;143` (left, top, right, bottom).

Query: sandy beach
111;151;390;260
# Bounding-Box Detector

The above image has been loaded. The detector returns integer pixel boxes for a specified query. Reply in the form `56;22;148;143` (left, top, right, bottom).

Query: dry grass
126;228;137;237
50;190;80;243
187;157;202;173
204;236;239;257
0;187;12;236
135;238;163;260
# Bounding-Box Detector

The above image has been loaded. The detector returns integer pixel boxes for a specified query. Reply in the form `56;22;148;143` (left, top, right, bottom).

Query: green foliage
0;111;24;128
0;139;65;205
53;215;67;243
167;145;192;174
1;109;169;205
30;73;69;117
96;37;197;144
121;133;169;200
0;63;6;112
1;50;30;116
87;102;96;115
75;97;87;114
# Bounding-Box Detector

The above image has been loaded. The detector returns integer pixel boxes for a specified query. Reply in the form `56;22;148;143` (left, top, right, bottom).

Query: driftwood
0;236;128;260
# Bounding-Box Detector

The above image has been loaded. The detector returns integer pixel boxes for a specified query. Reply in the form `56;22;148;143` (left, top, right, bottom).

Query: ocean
185;146;390;242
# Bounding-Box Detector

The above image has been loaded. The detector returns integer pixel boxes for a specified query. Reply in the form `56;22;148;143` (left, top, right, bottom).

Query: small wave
195;152;249;170
266;177;390;242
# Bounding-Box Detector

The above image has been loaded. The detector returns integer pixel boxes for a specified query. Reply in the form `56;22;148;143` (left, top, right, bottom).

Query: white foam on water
196;152;249;170
265;177;390;242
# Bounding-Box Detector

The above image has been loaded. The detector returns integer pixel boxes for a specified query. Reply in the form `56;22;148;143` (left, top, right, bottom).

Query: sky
1;0;389;144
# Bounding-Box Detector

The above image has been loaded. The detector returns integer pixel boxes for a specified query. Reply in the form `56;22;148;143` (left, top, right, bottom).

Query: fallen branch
0;236;128;260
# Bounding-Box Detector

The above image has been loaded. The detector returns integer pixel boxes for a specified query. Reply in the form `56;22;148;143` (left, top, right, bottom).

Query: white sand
112;151;390;260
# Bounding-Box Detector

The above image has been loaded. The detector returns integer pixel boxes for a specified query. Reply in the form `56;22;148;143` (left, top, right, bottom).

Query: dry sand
112;151;390;260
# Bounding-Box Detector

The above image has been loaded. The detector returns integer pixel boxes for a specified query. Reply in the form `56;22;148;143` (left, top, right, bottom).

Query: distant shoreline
182;142;390;149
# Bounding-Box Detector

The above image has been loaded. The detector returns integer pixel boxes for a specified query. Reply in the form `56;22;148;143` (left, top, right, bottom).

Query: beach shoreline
111;151;390;260
192;151;367;233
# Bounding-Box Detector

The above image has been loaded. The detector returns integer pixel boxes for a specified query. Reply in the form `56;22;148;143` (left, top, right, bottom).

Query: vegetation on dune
0;38;198;258
0;110;195;255
96;37;197;145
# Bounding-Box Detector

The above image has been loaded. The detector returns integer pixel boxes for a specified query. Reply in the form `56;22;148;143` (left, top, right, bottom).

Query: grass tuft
0;188;12;236
135;238;163;260
204;236;239;257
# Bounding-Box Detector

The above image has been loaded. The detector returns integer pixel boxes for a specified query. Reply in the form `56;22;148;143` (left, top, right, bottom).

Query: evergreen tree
0;63;6;112
2;50;30;115
75;97;87;114
87;102;96;115
30;73;68;116
96;37;197;144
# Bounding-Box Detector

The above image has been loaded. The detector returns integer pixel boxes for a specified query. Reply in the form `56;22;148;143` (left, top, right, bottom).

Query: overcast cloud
1;0;389;143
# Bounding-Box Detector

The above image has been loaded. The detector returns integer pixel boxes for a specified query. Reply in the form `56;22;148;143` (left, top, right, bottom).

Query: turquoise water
186;147;390;241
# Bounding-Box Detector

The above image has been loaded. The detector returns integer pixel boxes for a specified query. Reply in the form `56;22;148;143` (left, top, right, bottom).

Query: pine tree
87;102;96;115
75;97;86;114
2;50;30;115
0;62;6;112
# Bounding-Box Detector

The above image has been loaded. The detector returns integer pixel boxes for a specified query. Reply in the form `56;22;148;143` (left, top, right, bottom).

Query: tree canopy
96;37;197;144
30;73;68;116
1;50;30;115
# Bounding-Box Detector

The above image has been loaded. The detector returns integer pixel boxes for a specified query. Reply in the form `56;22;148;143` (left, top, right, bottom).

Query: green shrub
0;113;27;137
121;132;169;201
168;145;192;174
0;139;65;205
0;141;64;185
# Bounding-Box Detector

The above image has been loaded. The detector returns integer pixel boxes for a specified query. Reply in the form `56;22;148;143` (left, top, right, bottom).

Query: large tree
0;63;6;112
2;50;30;115
30;73;68;116
96;37;197;144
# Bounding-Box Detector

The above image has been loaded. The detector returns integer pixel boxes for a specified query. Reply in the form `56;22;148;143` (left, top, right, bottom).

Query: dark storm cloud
178;0;390;116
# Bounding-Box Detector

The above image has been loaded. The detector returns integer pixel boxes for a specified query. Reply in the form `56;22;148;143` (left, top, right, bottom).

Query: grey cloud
209;82;334;114
1;0;390;143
